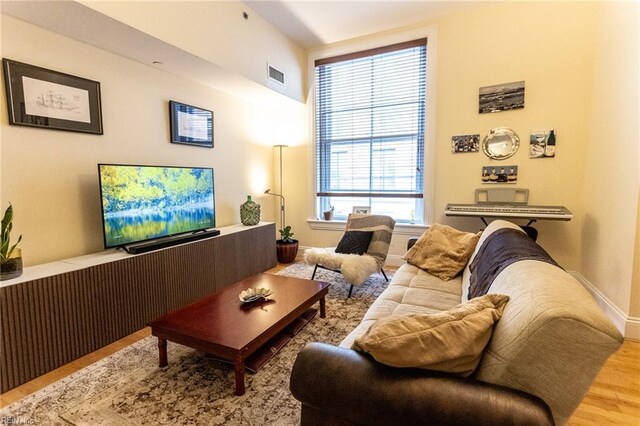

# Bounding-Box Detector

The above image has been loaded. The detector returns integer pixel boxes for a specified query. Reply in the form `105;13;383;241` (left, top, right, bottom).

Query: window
315;39;427;223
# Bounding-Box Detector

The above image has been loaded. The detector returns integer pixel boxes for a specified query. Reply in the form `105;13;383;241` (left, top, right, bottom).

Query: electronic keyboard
445;204;573;221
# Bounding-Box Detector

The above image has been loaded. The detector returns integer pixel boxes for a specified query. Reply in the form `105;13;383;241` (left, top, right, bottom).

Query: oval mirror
482;127;520;160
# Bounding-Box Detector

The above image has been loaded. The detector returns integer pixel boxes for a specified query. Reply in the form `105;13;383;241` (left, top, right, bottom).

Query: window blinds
315;39;427;203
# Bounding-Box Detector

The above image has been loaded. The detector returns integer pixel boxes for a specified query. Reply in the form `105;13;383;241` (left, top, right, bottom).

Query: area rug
0;264;390;425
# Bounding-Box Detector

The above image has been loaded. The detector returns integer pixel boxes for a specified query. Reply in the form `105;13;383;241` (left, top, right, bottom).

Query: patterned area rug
0;263;390;425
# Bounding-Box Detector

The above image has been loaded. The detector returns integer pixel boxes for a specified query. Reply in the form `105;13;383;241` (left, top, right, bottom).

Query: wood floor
1;263;639;426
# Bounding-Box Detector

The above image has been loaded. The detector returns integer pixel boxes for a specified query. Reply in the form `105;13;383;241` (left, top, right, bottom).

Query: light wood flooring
1;263;639;426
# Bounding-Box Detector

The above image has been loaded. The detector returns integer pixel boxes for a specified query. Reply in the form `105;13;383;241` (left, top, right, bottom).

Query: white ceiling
1;0;482;104
245;0;482;49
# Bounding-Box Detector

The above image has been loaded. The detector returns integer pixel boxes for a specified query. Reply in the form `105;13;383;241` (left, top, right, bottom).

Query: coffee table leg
320;296;326;318
158;337;168;367
234;357;246;396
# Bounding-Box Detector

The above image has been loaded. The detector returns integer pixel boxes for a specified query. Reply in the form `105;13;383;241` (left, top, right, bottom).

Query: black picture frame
2;58;103;134
169;100;214;148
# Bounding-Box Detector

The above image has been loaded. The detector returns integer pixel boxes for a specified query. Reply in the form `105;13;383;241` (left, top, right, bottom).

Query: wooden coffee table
147;273;329;395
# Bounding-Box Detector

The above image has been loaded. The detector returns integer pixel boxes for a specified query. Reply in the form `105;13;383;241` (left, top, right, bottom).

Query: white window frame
307;26;438;229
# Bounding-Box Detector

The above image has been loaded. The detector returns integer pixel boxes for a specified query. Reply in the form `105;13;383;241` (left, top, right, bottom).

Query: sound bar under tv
123;229;221;254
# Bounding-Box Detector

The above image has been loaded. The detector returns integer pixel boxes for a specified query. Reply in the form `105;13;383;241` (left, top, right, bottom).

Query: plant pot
276;239;299;264
1;248;23;281
323;211;333;221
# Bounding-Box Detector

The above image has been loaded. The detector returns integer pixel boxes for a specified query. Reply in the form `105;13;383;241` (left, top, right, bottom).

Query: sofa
290;220;623;425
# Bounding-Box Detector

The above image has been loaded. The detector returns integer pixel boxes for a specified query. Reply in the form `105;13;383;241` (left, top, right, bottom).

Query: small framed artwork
479;80;525;114
451;134;480;153
481;165;518;184
169;100;213;148
352;206;371;214
2;59;103;134
529;129;556;158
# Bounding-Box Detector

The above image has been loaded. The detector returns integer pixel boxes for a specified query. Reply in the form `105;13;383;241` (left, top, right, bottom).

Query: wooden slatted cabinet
0;223;277;392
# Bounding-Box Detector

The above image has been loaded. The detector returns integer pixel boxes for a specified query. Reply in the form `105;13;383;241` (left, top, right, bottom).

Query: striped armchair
304;214;396;297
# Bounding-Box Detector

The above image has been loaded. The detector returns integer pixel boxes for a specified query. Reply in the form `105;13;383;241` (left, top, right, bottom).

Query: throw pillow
352;294;509;377
335;230;374;255
402;223;480;280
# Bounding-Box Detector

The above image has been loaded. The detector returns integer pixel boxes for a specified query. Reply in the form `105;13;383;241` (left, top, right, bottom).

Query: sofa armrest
290;342;554;426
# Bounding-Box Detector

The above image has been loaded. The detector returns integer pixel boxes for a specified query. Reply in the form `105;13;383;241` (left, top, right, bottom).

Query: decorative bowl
239;287;273;303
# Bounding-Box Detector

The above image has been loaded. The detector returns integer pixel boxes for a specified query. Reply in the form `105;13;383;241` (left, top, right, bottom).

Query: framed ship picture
2;59;103;134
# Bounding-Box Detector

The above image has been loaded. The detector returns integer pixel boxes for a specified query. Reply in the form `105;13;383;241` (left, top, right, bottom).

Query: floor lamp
265;144;288;231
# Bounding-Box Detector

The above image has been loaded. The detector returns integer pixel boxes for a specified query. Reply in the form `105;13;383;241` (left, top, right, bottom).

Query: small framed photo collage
450;79;557;184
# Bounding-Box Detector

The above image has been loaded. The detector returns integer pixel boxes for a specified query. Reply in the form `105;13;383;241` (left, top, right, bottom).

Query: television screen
98;164;215;248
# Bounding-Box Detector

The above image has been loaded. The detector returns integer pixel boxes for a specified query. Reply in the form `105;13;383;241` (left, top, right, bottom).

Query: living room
0;0;638;424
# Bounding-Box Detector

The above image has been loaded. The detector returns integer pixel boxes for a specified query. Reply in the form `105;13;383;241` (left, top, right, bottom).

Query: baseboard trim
626;317;640;340
570;270;639;339
384;254;405;267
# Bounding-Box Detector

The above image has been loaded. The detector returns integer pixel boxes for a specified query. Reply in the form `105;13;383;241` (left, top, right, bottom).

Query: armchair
304;214;395;297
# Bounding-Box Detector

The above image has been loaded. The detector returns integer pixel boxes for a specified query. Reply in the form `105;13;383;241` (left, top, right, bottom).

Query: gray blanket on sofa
468;228;561;299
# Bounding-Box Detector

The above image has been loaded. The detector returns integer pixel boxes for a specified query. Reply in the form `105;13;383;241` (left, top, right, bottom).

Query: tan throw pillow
403;223;480;280
352;294;509;377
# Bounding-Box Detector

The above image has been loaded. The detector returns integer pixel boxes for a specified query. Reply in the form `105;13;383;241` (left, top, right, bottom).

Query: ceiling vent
268;64;285;86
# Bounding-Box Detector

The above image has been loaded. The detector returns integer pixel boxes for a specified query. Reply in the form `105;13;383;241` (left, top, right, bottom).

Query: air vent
268;64;285;86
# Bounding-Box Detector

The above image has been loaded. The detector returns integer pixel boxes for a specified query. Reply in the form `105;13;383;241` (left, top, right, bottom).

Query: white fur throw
304;248;379;286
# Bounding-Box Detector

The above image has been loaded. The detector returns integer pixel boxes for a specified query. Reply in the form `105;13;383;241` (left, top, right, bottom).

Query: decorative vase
240;195;261;226
1;248;23;281
276;240;299;264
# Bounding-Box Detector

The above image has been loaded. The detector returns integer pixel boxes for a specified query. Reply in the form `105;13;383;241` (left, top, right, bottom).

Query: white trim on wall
307;219;428;236
570;270;639;339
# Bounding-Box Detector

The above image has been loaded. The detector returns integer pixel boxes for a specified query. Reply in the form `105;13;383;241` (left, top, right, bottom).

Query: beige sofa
291;220;623;425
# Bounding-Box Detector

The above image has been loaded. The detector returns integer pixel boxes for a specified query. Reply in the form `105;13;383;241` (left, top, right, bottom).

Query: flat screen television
98;164;215;249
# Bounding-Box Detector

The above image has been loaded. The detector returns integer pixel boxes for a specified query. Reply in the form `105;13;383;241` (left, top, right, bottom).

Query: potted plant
323;205;334;221
1;203;23;280
276;225;298;264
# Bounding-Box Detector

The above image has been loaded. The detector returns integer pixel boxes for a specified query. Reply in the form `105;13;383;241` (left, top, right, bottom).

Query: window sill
307;219;428;236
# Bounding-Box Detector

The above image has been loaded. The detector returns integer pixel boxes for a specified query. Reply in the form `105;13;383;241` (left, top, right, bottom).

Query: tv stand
0;222;276;392
123;229;221;254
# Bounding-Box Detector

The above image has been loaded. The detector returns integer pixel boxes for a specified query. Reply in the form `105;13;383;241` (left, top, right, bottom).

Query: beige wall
0;15;305;266
80;1;307;103
290;2;600;270
433;1;598;270
633;197;640;318
582;2;640;316
2;2;638;331
290;1;640;331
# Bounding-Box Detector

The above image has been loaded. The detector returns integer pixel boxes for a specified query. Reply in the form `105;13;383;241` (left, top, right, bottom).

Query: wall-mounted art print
481;165;518;184
169;100;213;148
2;58;103;134
352;206;371;214
479;80;525;114
451;134;480;153
529;129;556;158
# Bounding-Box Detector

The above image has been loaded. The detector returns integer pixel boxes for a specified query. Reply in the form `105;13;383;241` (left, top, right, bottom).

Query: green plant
1;204;22;263
279;225;295;243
